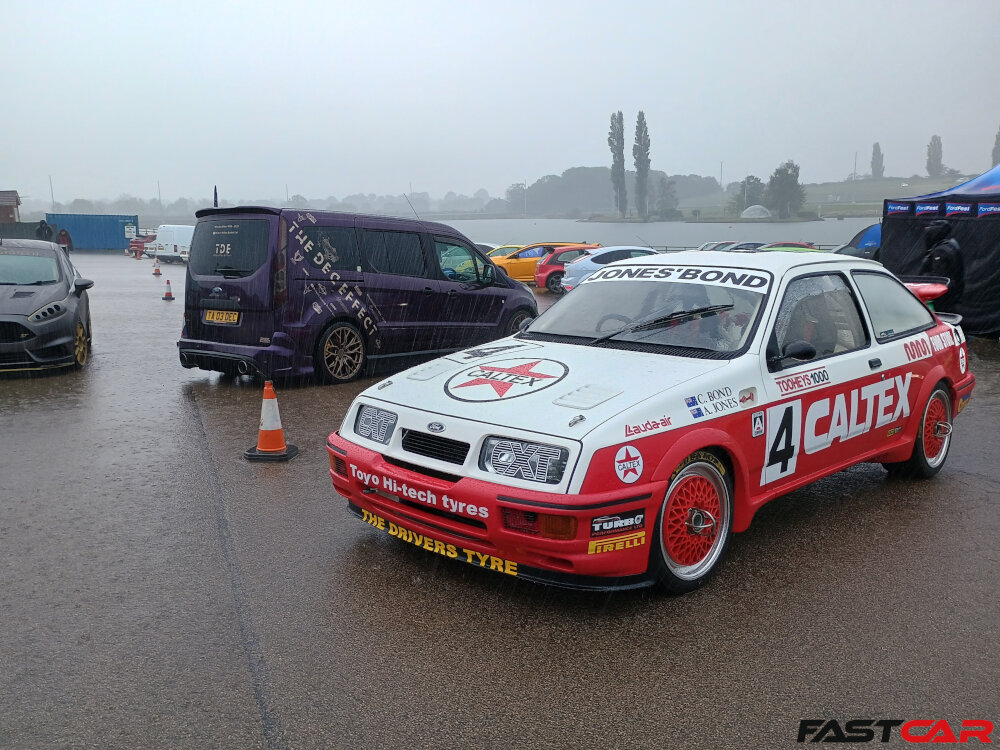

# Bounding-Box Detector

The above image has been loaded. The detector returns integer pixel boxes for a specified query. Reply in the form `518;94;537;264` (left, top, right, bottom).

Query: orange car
492;242;595;283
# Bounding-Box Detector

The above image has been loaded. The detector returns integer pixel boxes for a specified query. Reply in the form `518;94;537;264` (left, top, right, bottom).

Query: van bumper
177;333;306;378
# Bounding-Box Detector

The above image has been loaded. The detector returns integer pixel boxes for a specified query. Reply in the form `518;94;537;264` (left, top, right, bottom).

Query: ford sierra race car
326;250;974;593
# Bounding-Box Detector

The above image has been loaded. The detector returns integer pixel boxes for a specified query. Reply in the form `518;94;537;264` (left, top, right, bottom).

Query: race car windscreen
526;265;771;354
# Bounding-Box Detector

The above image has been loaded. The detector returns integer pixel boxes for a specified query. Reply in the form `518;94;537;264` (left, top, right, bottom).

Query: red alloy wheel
663;474;721;567
922;394;948;461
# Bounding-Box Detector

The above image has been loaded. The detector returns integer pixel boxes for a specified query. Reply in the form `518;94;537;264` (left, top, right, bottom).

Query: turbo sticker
360;509;518;576
444;358;568;401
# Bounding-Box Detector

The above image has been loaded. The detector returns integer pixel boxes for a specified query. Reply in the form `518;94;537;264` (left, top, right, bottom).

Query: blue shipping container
45;213;139;251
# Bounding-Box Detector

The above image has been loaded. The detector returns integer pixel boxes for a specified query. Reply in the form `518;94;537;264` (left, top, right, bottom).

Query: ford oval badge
427;422;445;433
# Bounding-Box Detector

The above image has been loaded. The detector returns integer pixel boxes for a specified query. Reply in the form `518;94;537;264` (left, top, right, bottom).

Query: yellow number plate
205;310;240;324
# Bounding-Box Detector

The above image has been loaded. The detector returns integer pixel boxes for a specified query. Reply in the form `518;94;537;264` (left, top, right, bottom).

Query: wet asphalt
0;254;996;749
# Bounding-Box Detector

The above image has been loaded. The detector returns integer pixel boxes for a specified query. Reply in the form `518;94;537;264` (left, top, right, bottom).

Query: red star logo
618;448;641;477
454;360;556;397
618;448;639;479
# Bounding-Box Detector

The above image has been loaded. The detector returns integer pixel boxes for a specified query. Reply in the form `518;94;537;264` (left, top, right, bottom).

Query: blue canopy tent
849;223;881;250
879;164;1000;336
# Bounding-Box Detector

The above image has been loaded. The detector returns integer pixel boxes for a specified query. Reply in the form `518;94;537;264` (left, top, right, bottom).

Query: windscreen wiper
590;304;734;344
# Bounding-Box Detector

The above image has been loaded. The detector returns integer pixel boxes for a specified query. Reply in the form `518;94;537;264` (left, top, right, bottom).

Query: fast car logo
614;446;643;484
444;358;568;402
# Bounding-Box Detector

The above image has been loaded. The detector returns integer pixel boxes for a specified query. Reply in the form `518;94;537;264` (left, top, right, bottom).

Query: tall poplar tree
927;135;944;177
632;111;651;220
992;124;1000;166
608;111;627;217
871;142;884;179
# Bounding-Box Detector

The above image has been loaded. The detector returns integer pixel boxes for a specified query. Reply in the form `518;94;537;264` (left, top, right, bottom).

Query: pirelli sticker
588;531;646;555
360;509;517;576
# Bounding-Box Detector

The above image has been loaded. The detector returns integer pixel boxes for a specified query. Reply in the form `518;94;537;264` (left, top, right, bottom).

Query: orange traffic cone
162;280;175;301
152;258;161;276
245;381;299;461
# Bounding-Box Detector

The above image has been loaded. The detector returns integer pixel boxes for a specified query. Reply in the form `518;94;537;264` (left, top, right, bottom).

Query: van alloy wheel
507;309;534;335
317;323;365;383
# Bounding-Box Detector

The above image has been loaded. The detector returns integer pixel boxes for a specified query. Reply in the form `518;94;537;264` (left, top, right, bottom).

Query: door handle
447;290;457;297
422;286;434;295
869;358;882;369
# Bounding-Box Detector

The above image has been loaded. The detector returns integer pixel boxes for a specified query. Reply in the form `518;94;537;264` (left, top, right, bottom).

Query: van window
190;219;270;277
303;226;360;272
434;238;485;282
362;230;426;277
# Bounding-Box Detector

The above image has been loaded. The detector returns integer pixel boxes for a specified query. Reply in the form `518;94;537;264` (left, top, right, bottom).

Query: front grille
400;429;470;465
0;322;34;343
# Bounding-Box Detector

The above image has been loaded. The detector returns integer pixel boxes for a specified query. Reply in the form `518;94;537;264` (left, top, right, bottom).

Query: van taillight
274;218;288;308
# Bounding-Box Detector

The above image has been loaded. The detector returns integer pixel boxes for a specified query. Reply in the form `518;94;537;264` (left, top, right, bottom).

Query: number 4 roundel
762;400;802;485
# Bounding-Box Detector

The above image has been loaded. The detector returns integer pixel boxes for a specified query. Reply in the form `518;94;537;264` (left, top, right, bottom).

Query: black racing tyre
315;322;366;384
545;272;564;294
73;319;90;368
882;383;953;479
506;308;535;336
650;450;734;594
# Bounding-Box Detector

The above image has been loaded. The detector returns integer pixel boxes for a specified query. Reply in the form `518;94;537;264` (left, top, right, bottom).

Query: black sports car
0;239;94;372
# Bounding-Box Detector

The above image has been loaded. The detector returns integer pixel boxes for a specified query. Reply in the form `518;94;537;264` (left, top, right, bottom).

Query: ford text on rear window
190;219;270;278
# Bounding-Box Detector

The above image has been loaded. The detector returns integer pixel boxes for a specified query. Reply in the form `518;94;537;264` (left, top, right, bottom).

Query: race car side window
851;271;935;343
768;273;869;371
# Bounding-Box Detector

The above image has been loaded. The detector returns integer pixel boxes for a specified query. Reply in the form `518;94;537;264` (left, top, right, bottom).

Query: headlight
354;404;398;445
480;437;568;485
28;300;68;323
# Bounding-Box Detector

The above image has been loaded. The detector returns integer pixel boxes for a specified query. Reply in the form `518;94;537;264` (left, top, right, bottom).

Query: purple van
177;207;537;382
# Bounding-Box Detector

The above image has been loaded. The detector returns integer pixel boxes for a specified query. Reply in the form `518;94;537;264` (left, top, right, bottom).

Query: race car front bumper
327;432;662;591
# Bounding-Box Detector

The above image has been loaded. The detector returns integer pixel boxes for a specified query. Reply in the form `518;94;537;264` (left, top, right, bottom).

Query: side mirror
74;278;94;295
482;265;495;286
518;317;532;333
783;340;817;361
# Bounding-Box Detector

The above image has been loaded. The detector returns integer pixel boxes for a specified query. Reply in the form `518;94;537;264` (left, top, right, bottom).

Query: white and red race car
326;251;974;593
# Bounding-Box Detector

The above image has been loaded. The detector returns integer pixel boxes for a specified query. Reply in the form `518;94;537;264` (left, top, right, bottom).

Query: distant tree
69;198;96;213
871;142;885;180
654;176;680;219
992;124;1000;166
728;175;765;214
632;111;651;220
608;111;627;217
505;183;527;215
927;135;944;177
764;161;806;219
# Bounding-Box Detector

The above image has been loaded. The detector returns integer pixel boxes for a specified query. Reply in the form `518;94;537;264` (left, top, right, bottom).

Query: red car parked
127;233;156;258
533;244;599;293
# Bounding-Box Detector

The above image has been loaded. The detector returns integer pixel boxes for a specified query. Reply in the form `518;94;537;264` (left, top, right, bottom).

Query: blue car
560;246;659;292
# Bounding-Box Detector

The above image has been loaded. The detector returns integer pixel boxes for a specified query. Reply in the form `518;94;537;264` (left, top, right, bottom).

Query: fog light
502;508;577;540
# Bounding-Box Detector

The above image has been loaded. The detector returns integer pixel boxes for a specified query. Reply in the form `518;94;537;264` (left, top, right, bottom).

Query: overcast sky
7;0;1000;204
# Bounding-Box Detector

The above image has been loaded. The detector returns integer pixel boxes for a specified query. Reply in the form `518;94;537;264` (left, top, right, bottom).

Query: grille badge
427;422;445;433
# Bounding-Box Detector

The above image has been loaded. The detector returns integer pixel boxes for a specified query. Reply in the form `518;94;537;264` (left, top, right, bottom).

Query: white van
150;224;194;263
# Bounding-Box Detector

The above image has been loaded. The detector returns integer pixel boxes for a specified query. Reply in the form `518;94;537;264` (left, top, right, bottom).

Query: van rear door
185;213;277;346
